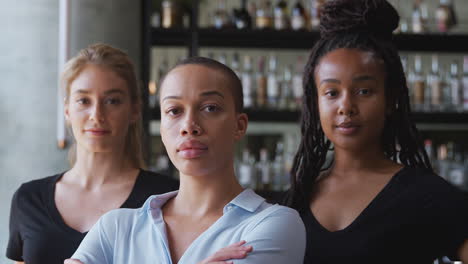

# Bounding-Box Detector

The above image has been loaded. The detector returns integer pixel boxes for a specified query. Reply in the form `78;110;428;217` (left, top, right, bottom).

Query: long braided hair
286;0;432;211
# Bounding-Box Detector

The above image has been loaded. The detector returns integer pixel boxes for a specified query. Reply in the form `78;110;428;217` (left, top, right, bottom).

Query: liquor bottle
462;56;468;111
256;0;273;29
238;149;257;189
428;55;442;112
274;0;289;30
257;148;272;191
436;144;449;180
291;0;307;31
412;55;425;112
161;0;183;29
411;0;428;33
242;55;255;109
267;54;280;109
231;52;241;78
279;65;294;110
436;0;457;33
233;0;252;29
401;56;413;101
256;56;267;108
292;57;304;110
272;142;286;191
309;0;325;29
150;57;168;109
449;61;462;112
424;139;435;166
213;0;231;29
217;53;227;65
448;148;465;189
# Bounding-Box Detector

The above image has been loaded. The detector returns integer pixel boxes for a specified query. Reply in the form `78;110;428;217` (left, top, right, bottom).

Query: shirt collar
225;189;265;213
139;190;178;214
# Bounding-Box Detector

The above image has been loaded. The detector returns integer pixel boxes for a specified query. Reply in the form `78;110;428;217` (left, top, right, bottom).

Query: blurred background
1;1;468;263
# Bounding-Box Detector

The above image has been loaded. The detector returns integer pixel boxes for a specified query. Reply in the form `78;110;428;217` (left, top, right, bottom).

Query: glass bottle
436;0;457;33
274;0;289;30
272;142;286;191
292;56;304;110
161;0;183;29
267;54;280;109
231;52;241;78
257;148;272;191
233;0;252;29
291;0;307;31
256;56;267;108
213;0;231;29
411;0;428;33
238;149;257;189
412;55;426;112
242;55;255;109
462;56;468;111
449;61;462;112
256;0;273;29
280;65;294;110
309;0;325;30
428;55;442;112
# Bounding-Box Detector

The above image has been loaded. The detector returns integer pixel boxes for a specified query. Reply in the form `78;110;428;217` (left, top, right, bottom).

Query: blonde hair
61;43;146;169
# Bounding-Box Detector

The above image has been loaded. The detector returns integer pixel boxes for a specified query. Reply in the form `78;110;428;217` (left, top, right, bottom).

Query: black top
301;167;468;264
6;169;179;264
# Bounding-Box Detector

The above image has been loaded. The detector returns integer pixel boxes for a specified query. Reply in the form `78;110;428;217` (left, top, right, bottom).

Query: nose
89;102;105;123
337;92;358;117
180;112;203;136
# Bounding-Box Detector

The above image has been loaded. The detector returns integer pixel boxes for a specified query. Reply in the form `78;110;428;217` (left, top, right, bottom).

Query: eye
203;104;220;113
166;107;181;116
358;88;371;95
76;98;90;105
325;90;338;97
105;97;122;105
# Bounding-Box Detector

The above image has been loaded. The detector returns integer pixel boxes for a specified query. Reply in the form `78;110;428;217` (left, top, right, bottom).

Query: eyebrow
162;90;225;101
73;89;125;95
319;75;377;86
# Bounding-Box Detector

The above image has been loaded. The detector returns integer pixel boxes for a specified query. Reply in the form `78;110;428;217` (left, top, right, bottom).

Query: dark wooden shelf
151;28;468;52
150;108;468;124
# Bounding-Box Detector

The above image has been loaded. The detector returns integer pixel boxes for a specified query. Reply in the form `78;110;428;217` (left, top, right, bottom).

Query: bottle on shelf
428;55;442;112
242;55;255;109
435;0;457;33
238;149;257;189
412;55;426;112
279;64;294;111
150;57;169;110
256;56;267;108
292;56;304;110
256;0;273;29
309;0;325;30
291;0;307;31
436;144;449;180
257;148;272;191
231;52;241;78
449;60;462;112
217;53;227;65
462;56;468;111
448;148;466;190
273;0;289;30
213;0;231;29
233;0;252;29
267;54;280;109
161;0;184;29
411;0;428;33
272;142;286;191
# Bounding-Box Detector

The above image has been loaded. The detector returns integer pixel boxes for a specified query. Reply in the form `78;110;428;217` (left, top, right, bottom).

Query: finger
209;248;250;261
225;240;246;248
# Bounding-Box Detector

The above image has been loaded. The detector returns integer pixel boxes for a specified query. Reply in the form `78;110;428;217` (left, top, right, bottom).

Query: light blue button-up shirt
72;189;306;264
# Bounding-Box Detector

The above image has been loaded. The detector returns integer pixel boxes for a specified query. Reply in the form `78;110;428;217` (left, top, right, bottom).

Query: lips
177;140;208;159
336;121;360;135
84;128;111;136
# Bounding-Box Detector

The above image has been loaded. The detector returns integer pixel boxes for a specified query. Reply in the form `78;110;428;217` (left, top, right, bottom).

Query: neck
172;166;244;218
331;143;396;179
67;145;135;189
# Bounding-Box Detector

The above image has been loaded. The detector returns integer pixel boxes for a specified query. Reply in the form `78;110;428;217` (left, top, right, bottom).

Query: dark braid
285;0;432;211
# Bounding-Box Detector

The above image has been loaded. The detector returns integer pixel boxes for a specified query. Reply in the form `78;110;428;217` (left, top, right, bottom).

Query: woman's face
65;64;138;154
159;65;247;177
314;48;387;151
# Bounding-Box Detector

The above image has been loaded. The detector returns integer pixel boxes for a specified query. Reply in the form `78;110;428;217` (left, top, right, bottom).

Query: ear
234;113;248;141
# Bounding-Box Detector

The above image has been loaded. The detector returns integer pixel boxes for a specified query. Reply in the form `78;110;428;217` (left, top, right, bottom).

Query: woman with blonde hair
6;43;178;264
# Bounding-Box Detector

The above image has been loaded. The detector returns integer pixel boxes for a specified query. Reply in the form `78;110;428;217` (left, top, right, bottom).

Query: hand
197;240;253;264
64;259;83;264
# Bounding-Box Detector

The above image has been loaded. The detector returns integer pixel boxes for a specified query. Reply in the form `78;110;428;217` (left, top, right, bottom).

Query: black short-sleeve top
301;167;468;264
6;169;179;264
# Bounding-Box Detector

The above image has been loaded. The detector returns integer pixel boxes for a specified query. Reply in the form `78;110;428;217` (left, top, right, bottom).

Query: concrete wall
0;1;141;263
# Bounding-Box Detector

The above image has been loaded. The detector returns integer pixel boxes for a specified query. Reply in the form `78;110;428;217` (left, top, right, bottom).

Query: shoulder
137;169;179;191
13;174;62;202
96;208;142;233
251;204;305;233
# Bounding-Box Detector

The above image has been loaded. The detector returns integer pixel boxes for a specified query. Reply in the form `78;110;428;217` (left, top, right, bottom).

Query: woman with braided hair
286;0;468;263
